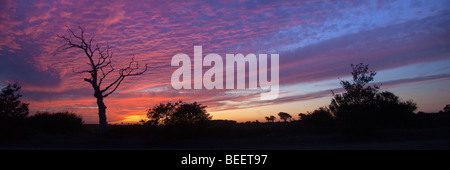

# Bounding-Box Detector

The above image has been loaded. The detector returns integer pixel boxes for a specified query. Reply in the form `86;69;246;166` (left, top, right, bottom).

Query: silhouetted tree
28;111;83;134
329;63;417;130
330;63;379;115
57;26;148;133
444;104;450;113
299;107;333;126
146;101;211;126
0;83;29;119
264;115;276;122
278;112;292;122
373;91;417;124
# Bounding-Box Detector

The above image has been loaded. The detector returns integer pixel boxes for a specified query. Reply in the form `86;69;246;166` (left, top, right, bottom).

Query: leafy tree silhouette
329;63;417;133
0;83;29;137
265;115;276;122
146;101;211;126
373;91;417;125
278;112;292;122
57;26;148;134
330;63;379;111
0;83;29;119
329;63;379;125
299;107;333;126
444;104;450;113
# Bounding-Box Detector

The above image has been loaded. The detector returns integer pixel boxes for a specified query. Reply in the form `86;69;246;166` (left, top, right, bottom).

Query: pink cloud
2;0;450;123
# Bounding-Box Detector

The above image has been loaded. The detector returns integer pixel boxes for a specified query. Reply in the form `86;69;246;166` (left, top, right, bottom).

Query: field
2;118;449;150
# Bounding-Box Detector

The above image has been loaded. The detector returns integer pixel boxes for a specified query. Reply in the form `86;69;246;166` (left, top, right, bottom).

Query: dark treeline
1;64;450;149
0;83;84;143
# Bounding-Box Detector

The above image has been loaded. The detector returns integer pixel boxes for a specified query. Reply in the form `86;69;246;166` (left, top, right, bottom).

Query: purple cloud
1;0;449;123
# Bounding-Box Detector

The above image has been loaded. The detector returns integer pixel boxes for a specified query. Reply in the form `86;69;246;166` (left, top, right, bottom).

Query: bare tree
57;26;148;133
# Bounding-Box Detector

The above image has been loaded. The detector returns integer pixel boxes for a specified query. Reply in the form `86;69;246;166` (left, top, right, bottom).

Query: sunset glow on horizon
1;0;450;124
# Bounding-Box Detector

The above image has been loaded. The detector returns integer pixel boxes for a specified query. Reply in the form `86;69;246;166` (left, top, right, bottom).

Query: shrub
146;101;211;126
299;107;333;126
329;63;417;136
28;111;84;134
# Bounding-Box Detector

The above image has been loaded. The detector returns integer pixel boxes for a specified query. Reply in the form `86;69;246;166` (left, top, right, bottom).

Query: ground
1;121;449;150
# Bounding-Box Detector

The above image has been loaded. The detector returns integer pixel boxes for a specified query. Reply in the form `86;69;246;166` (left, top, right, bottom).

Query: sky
1;0;450;124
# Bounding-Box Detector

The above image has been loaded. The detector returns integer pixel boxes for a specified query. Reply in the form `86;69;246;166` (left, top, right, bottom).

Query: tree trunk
97;96;107;135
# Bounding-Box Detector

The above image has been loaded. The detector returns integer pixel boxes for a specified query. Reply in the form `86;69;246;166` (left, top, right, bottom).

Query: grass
1;113;450;150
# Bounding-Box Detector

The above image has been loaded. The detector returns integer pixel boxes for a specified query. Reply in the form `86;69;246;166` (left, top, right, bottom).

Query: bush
299;107;333;126
145;101;211;126
328;64;418;137
28;111;84;134
330;64;417;126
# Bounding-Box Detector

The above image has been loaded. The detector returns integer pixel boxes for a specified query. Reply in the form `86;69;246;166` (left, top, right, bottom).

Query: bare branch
102;76;125;98
101;74;123;94
84;78;93;84
99;63;114;87
96;42;113;68
101;57;148;97
58;26;149;99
